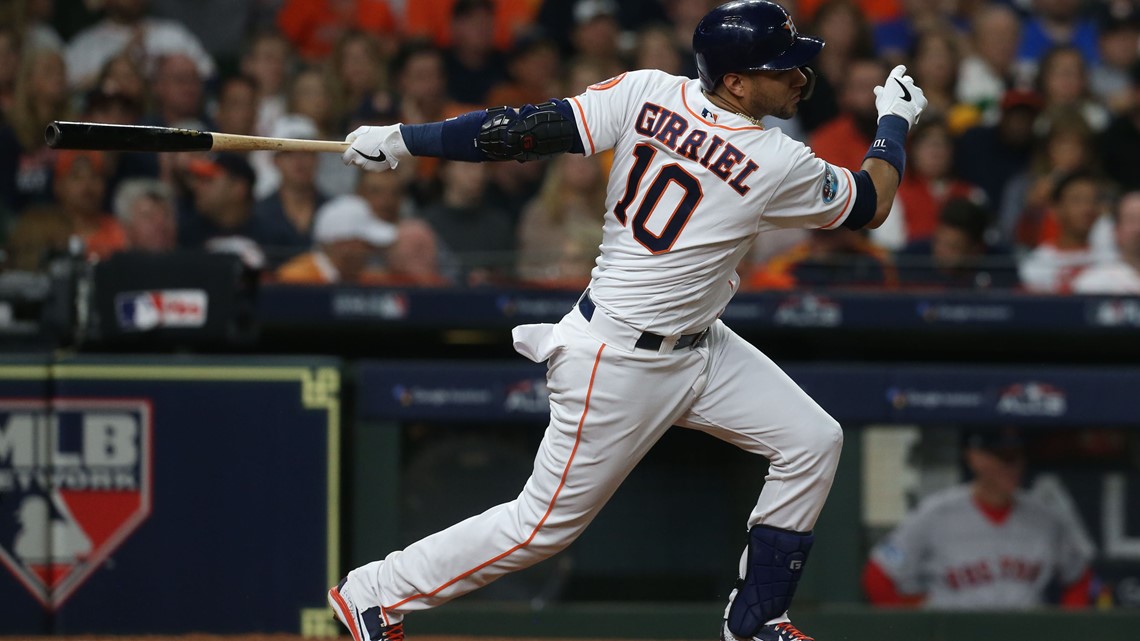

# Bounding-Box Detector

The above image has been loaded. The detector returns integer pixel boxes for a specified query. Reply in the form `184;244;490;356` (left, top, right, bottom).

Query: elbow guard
478;101;579;162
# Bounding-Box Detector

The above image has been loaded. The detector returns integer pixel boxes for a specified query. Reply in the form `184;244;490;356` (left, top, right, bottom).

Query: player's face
744;68;808;120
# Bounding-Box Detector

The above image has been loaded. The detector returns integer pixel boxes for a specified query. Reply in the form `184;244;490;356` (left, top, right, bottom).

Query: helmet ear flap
800;66;817;101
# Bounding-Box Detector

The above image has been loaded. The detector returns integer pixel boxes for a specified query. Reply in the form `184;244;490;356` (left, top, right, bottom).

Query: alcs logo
0;399;152;609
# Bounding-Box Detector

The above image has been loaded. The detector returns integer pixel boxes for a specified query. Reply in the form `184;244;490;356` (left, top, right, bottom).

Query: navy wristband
863;114;908;181
400;110;488;162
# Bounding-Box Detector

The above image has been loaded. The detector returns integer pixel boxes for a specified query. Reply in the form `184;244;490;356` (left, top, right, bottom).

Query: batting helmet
693;0;825;93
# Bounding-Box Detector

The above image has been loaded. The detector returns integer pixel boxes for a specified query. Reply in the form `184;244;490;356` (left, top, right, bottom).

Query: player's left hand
343;124;408;171
873;65;928;130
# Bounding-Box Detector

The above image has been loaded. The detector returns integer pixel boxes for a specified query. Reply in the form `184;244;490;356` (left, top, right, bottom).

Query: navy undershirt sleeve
842;170;878;230
398;99;584;161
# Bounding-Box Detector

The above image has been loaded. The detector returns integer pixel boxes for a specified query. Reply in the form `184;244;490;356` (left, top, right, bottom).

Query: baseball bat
45;121;351;154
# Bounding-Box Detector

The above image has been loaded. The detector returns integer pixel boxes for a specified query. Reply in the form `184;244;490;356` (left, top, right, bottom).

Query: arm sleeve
868;510;932;597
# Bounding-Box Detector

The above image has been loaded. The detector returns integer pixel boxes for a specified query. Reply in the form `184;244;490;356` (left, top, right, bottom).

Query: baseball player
862;428;1094;609
328;2;927;640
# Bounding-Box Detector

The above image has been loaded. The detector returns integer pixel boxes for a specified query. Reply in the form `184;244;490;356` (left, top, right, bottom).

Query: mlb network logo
0;399;152;609
115;289;208;331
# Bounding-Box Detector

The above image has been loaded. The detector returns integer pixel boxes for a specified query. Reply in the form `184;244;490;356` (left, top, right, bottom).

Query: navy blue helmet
693;0;825;93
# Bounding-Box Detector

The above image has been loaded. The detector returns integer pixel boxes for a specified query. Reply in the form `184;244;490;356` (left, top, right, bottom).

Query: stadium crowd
2;0;1140;293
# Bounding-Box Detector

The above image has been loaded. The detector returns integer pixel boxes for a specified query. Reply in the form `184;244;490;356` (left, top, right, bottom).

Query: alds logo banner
0;399;152;609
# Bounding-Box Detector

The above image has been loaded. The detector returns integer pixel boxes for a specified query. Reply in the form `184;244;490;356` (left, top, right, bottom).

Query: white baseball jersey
870;485;1091;609
569;69;861;335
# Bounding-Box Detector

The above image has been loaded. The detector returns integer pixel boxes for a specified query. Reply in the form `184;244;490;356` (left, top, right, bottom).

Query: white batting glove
873;65;927;129
343;124;410;171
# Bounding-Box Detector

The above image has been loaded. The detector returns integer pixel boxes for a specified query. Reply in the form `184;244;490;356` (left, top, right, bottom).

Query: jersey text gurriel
634;102;759;197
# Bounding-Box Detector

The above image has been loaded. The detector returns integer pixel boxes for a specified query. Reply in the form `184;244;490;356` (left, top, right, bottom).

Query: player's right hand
873;65;927;129
343;124;407;171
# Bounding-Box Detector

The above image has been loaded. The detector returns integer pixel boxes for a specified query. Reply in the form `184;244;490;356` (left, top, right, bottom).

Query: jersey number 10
613;143;703;254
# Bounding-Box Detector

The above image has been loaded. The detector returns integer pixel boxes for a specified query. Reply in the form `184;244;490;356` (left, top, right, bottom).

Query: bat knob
45;122;63;148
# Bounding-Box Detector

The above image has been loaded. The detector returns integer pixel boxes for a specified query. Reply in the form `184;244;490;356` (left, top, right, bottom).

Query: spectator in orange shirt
403;0;540;52
277;0;398;63
276;194;397;284
809;58;888;172
52;150;126;261
748;228;898;290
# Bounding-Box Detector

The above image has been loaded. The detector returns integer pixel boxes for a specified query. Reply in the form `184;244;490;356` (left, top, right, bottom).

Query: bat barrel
45;121;215;152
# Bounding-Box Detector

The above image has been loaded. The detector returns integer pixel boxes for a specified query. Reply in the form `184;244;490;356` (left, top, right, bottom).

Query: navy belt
577;290;709;351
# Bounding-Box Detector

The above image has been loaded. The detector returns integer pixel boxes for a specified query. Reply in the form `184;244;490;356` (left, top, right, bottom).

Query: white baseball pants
346;303;842;620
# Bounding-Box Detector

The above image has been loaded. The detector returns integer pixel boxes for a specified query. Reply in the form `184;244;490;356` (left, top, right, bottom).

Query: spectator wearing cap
1018;171;1116;293
955;89;1043;212
863;427;1093;610
404;0;541;52
440;0;508;106
253;115;330;264
277;0;397;63
64;0;215;93
1099;60;1140;192
52;150;126;261
956;4;1024;125
276;194;396;284
1091;2;1140;114
895;198;1019;289
1071;190;1140;294
112;178;177;253
179;153;271;260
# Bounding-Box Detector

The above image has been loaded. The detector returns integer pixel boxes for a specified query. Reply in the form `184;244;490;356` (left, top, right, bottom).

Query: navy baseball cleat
328;578;405;641
722;620;815;641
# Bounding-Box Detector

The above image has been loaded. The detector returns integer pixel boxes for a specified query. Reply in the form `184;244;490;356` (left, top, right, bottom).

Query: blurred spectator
863;428;1093;610
1071;190;1140;294
241;31;294;137
873;0;960;66
895;198;1019;289
1018;171;1115;293
658;0;710;79
332;32;387;125
568;0;627;83
516;153;606;286
483;155;549;227
95;51;148;108
908;28;967;129
211;74;259;135
52;150;126;261
999;110;1102;249
254;116;329;262
1035;45;1110;132
178;152;269;268
798;0;900;23
0;27;20;114
275;194;396;284
875;118;984;250
1017;0;1100;72
1099;60;1140;192
277;0;397;63
404;0;541;52
286;67;357;197
420;160;515;284
955;89;1042;216
384;218;449;286
1090;2;1140;115
956;4;1024;124
799;0;875;133
81;88;159;215
628;23;685;77
0;0;62;53
809;58;885;172
443;0;507;106
112;177;177;253
356;168;413;224
0;47;70;214
144;53;206;127
65;0;215;92
562;55;612;96
747;228;898;289
485;33;562;108
150;0;253;64
3;205;71;272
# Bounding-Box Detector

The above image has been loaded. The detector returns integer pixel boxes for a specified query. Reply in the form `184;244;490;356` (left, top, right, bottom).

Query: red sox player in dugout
328;2;927;640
